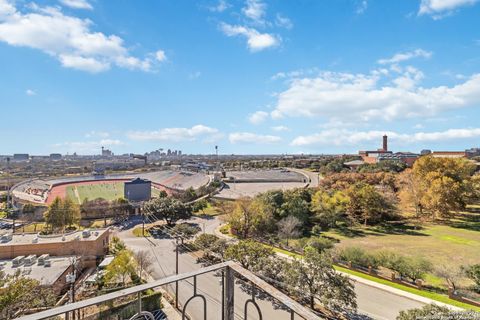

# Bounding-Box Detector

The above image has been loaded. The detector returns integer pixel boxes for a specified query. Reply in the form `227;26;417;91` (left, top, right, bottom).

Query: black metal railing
15;261;321;320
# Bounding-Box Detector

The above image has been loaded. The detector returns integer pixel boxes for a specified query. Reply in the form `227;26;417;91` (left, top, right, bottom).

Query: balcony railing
16;261;322;320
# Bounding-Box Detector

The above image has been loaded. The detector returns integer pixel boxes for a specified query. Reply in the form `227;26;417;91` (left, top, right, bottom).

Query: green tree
142;196;192;226
44;196;80;231
224;240;274;272
226;198;266;238
285;247;356;313
0;272;56;319
311;190;348;229
104;249;137;287
192;199;208;214
170;223;200;241
305;237;334;253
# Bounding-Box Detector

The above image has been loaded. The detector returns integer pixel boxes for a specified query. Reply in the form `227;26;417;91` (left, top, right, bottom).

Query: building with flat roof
0;255;74;294
0;228;110;259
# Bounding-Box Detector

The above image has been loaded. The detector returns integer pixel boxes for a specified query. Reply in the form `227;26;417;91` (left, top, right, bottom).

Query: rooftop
0;228;108;246
0;256;73;286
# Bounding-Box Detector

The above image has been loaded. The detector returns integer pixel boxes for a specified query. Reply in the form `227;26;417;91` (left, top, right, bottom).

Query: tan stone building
0;228;110;260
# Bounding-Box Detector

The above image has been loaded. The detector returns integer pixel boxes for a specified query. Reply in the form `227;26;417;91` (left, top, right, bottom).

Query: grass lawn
322;212;480;269
261;241;480;311
132;226;151;237
193;202;222;216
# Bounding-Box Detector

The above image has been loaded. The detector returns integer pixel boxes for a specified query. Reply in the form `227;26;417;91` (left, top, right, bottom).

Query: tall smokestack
383;134;388;152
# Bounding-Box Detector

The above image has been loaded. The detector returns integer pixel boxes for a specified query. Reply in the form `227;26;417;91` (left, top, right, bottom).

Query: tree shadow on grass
446;211;480;232
367;222;428;237
332;222;428;239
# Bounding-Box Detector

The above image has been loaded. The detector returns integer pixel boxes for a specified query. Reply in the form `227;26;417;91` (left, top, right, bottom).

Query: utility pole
6;157;10;210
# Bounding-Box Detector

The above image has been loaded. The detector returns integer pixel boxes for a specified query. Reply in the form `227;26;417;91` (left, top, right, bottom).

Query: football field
66;182;124;204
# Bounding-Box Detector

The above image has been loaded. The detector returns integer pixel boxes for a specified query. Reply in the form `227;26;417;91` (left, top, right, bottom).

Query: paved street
116;216;425;320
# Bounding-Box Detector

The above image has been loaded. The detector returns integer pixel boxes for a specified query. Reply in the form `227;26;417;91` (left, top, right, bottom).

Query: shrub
376;250;432;282
305;237;334;253
336;246;379;269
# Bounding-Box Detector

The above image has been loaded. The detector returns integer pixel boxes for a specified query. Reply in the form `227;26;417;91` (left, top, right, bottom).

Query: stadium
11;170;210;207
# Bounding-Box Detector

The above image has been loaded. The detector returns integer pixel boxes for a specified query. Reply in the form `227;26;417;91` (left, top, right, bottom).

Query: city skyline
1;0;480;155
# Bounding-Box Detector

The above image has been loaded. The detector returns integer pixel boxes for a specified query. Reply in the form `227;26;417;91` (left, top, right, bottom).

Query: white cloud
275;13;292;29
291;128;480;147
242;0;266;23
0;1;166;73
229;132;281;144
209;0;230;12
220;23;279;52
127;125;220;142
25;89;36;96
53;139;123;152
59;0;92;10
419;0;478;17
378;49;432;65
155;50;167;62
272;67;480;122
248;111;269;124
271;125;290;132
356;0;368;14
85;131;110;138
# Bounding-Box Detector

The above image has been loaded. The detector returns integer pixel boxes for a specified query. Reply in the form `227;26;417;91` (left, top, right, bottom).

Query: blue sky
1;0;479;155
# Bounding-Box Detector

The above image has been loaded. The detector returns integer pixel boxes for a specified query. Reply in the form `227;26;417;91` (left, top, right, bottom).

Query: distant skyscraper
383;135;388;152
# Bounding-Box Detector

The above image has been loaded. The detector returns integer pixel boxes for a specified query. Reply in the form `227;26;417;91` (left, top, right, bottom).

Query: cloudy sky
1;0;480;155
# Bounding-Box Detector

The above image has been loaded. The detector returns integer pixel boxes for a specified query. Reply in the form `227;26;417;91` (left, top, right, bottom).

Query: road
116;216;425;320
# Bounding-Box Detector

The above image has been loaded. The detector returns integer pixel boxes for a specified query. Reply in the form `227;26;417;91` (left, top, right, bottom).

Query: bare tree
277;216;302;246
435;263;463;293
134;250;153;281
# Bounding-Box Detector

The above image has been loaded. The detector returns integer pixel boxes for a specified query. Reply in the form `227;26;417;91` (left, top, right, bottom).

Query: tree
142;196;192;226
311;190;348;229
192;199;208;214
409;156;476;219
464;264;480;293
435;264;463;292
44;196;80;231
397;304;477;320
0;272;56;319
345;183;392;225
226;198;261;239
277;216;302;246
305;237;334;253
104;249;136;287
63;197;80;228
133;250;153;282
224;240;274;272
170;223;200;242
285;247;356;313
110;236;126;255
279;190;312;225
111;198;132;222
